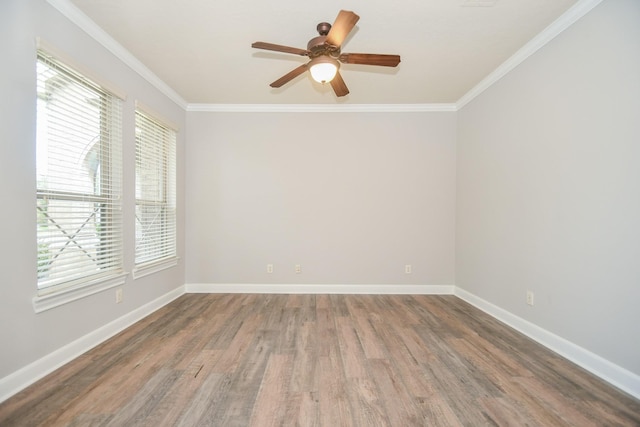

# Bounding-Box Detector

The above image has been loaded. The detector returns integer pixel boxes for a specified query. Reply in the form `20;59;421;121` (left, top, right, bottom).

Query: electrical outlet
115;288;123;304
526;290;534;306
267;264;273;273
405;264;412;274
295;264;301;274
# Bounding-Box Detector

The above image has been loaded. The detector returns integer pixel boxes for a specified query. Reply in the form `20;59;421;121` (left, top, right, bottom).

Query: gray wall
2;0;638;399
456;0;640;375
0;0;185;380
185;112;457;286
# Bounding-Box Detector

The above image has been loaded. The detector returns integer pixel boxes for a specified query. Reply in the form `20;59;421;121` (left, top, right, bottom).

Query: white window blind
36;50;123;294
135;109;177;266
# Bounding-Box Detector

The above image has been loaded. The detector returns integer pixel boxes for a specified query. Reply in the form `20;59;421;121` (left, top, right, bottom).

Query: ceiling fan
251;10;401;97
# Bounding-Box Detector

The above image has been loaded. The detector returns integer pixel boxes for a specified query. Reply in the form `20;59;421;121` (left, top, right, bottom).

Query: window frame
133;106;178;278
34;47;126;312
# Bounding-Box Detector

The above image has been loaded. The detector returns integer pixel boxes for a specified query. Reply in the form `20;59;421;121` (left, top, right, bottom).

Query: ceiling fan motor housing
307;35;340;59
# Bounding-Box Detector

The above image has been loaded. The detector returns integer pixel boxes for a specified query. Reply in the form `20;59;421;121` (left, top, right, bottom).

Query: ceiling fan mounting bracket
316;22;332;36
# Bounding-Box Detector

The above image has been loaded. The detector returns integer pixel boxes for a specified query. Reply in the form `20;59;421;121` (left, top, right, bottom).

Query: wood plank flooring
1;294;638;426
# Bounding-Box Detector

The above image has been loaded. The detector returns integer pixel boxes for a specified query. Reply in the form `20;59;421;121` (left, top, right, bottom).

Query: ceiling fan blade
325;10;360;48
330;71;349;97
252;42;309;56
269;63;309;88
339;53;401;67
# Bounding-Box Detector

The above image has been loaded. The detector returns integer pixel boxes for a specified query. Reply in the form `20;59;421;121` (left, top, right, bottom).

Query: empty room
1;0;639;425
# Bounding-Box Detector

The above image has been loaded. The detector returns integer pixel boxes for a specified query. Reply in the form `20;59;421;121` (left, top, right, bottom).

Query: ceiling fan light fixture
309;56;339;84
252;10;400;96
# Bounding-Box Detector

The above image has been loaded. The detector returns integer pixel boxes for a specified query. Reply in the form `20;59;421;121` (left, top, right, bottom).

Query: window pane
135;110;177;265
36;51;122;292
37;61;102;196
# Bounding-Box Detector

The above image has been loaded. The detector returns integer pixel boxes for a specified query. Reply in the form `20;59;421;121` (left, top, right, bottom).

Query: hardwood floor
1;294;638;426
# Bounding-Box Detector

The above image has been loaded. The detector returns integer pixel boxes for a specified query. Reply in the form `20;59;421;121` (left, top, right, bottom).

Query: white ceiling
68;0;578;105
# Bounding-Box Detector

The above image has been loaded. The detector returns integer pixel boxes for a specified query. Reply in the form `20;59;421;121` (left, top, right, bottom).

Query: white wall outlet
267;264;273;273
295;264;301;274
115;288;123;304
405;264;412;274
526;290;534;306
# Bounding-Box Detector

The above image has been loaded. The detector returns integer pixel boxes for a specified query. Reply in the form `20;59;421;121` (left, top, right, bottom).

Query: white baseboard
0;285;185;404
454;287;640;400
185;283;455;295
3;283;637;405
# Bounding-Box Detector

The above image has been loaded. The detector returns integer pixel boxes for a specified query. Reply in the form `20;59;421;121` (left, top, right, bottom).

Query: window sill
33;272;128;313
132;257;180;280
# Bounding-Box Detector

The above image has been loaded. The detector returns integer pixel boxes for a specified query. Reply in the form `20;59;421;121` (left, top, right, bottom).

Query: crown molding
455;0;604;110
186;103;458;113
48;0;601;113
47;0;188;110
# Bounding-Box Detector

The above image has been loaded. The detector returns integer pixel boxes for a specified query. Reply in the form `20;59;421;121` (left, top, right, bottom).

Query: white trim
1;285;185;404
33;272;128;313
5;284;639;404
132;257;180;280
46;0;188;109
454;287;640;400
46;0;602;112
186;104;458;113
185;283;455;294
456;0;604;109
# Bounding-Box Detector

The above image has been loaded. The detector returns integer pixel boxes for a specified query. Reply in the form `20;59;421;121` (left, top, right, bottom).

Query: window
36;50;123;296
134;109;177;268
